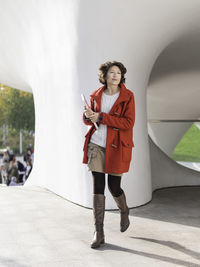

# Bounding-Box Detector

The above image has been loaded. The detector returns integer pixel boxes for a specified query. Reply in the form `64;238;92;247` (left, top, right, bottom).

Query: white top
90;90;120;147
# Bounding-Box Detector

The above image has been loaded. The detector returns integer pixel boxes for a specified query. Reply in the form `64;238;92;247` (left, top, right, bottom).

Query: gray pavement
0;185;200;267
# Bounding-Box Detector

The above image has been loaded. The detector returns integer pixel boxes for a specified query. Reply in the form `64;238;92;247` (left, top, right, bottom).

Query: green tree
6;89;35;131
1;87;35;153
0;85;11;145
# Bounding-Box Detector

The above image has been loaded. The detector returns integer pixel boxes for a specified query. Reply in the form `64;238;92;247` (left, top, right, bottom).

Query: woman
82;61;135;249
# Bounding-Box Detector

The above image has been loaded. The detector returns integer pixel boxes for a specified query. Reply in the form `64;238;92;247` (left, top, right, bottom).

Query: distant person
23;144;34;180
16;160;26;183
25;157;32;180
0;164;6;184
9;176;18;186
24;148;32;163
2;151;10;174
2;150;9;163
6;154;19;186
0;165;3;183
5;146;14;161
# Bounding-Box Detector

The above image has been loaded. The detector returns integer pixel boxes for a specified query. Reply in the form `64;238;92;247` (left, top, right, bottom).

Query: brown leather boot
90;194;105;249
113;190;130;232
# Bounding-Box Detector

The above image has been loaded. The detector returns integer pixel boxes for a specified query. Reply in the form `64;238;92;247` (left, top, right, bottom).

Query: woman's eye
109;71;121;75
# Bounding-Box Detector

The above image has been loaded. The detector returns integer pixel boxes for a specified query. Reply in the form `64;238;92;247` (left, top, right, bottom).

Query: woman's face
105;65;121;86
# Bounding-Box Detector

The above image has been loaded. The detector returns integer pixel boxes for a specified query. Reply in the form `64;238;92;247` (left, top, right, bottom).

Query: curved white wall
147;31;200;189
148;33;200;156
149;136;200;190
0;0;200;208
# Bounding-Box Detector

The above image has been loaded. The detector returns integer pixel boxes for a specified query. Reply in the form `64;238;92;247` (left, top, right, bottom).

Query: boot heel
101;238;105;244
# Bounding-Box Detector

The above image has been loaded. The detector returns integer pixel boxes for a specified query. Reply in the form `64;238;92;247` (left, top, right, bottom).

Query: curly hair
98;61;127;85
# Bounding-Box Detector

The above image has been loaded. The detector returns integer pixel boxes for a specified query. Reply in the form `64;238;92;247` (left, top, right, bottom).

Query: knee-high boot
90;194;105;248
113;190;130;232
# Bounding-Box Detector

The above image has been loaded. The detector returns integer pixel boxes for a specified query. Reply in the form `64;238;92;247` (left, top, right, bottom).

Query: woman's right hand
84;105;94;118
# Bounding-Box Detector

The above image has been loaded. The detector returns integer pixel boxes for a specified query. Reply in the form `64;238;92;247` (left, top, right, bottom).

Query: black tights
92;171;123;197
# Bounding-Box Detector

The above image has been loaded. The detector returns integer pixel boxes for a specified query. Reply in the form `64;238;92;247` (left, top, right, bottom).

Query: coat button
112;144;117;148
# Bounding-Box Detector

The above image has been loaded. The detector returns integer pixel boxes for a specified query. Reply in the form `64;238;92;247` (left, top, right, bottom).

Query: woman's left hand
87;112;100;123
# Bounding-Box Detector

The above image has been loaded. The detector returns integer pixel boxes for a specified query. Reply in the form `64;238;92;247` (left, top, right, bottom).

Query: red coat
82;83;135;173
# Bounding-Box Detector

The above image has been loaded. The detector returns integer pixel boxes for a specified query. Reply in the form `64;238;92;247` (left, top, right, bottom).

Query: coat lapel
90;85;105;112
90;83;130;114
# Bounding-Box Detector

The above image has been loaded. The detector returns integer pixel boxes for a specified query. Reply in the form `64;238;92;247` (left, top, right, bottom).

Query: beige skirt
87;142;123;176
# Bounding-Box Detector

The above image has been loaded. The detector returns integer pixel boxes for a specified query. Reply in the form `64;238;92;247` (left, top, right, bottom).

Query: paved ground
0;185;200;267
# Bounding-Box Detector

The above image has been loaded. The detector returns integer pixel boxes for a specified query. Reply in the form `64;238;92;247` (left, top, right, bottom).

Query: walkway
0;185;200;267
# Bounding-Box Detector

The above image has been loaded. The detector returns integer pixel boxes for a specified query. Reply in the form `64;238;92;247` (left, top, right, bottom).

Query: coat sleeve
100;93;135;130
82;96;95;126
